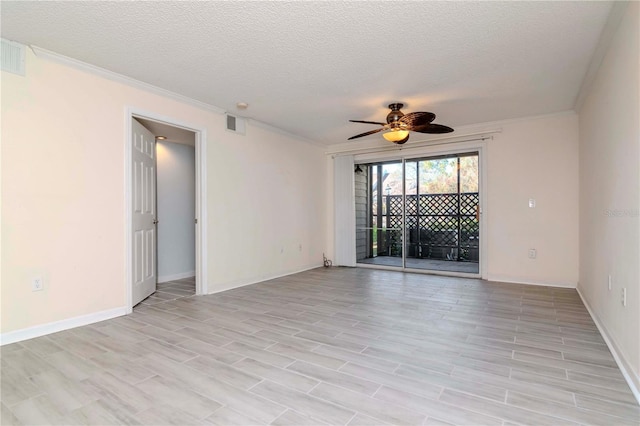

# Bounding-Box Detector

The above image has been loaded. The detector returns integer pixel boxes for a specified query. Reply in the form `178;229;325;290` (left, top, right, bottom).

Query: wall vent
226;114;246;135
1;39;26;76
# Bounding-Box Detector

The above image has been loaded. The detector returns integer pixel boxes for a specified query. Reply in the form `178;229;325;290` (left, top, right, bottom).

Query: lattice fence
381;192;479;260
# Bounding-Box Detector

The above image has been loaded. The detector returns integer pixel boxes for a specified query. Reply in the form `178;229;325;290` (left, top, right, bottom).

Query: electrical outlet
298;244;303;252
32;277;44;292
621;288;627;307
608;275;612;291
528;249;537;259
528;198;536;208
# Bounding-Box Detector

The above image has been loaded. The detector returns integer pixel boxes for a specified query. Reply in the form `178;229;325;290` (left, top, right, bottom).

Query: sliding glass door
355;152;480;275
356;161;403;268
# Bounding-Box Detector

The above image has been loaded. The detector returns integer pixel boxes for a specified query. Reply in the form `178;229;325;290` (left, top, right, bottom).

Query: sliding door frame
355;141;488;280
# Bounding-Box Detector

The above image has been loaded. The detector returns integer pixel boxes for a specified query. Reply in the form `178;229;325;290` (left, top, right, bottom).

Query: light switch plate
32;277;44;291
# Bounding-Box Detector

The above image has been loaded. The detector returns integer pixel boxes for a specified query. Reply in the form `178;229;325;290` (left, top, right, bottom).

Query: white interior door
132;119;157;305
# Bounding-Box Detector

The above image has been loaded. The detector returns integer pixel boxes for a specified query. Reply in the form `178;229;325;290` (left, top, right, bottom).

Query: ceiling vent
226;114;246;135
1;39;26;76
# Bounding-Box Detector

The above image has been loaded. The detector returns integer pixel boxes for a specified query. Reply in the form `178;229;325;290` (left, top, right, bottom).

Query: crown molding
326;129;499;156
327;110;575;155
247;118;325;147
29;45;326;145
456;110;577;131
574;1;629;111
29;45;226;115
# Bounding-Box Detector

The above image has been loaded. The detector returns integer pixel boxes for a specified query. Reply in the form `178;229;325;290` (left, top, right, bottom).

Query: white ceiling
2;1;613;146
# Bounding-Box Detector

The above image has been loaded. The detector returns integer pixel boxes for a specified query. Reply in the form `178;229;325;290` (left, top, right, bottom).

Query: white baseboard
0;306;127;346
576;287;640;404
158;270;196;283
206;263;323;295
487;274;577;288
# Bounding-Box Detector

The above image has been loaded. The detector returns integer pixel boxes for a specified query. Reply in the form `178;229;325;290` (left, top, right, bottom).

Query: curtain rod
328;129;500;158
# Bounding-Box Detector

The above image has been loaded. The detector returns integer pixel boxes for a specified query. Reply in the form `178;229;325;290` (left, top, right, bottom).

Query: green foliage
376;155;478;196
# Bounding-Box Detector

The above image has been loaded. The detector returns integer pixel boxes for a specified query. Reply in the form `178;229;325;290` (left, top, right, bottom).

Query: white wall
326;112;580;287
577;2;639;394
155;139;195;282
1;49;326;335
207;123;326;290
485;113;579;287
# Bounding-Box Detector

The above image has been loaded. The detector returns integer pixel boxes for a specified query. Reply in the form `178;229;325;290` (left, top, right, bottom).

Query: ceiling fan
348;103;453;144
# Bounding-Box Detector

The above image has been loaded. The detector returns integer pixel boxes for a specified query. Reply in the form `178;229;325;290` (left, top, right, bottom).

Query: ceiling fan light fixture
383;129;410;143
348;103;452;142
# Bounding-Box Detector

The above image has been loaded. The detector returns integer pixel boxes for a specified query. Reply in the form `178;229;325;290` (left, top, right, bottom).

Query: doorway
356;152;481;275
138;117;197;306
125;109;208;313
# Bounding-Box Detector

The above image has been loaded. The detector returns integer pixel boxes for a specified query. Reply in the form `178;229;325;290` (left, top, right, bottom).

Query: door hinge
195;218;198;224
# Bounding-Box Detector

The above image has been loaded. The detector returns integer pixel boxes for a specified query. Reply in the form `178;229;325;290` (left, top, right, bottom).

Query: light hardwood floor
2;267;639;425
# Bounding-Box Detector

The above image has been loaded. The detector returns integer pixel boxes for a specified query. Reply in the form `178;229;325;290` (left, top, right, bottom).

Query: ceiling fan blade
399;112;435;127
348;127;386;140
412;123;454;134
349;120;386;126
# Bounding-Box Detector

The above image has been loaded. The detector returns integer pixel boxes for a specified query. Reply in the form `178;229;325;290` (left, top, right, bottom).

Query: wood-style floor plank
1;270;638;425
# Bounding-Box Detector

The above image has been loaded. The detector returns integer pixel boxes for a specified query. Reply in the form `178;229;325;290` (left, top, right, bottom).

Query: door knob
153;219;159;225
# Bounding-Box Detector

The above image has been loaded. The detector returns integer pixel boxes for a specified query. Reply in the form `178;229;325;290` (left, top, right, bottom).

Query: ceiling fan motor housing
386;103;405;123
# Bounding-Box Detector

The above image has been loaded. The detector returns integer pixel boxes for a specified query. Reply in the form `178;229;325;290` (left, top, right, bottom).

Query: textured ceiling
2;1;612;145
